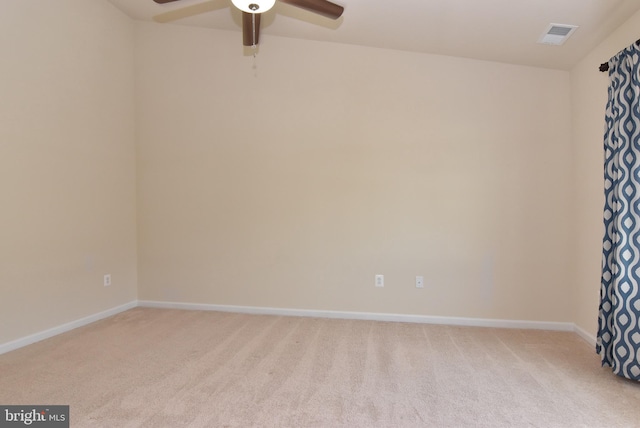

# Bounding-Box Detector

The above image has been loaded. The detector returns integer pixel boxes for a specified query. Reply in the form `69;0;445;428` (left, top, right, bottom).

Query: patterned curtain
598;41;640;381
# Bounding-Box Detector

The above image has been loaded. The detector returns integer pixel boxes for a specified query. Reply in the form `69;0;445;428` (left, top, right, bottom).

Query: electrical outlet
416;276;424;288
375;274;384;287
103;274;111;287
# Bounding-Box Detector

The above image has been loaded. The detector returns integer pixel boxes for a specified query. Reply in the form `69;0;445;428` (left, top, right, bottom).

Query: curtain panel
598;41;640;381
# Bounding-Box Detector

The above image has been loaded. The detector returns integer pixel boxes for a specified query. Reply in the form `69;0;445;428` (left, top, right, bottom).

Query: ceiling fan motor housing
231;0;276;13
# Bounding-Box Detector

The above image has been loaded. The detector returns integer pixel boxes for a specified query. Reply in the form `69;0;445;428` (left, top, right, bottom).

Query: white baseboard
0;300;137;355
573;324;597;347
1;300;583;356
138;300;576;332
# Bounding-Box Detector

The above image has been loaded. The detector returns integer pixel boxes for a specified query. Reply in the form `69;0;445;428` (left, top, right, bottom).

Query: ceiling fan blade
279;0;344;19
153;0;227;23
153;0;183;4
242;12;261;47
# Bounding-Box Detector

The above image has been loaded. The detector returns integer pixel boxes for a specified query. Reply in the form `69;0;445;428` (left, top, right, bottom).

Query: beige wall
136;23;573;321
570;10;640;337
9;2;630;345
0;1;137;344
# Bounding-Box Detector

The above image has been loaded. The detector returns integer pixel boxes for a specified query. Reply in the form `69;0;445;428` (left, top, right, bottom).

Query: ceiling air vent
538;24;578;46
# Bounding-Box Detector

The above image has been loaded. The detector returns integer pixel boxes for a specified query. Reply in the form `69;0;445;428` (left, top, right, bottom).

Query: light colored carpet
1;307;639;427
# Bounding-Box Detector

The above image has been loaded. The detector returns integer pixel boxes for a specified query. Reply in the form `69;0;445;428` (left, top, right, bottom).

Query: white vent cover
538;24;578;46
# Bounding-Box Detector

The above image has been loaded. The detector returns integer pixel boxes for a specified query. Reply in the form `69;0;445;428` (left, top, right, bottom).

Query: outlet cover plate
375;274;384;287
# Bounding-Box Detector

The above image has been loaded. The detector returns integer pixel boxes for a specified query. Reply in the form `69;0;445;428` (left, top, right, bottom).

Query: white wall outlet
375;274;384;287
103;274;111;287
416;276;424;288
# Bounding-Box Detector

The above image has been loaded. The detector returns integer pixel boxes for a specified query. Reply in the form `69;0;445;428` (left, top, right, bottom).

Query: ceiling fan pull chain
253;52;258;76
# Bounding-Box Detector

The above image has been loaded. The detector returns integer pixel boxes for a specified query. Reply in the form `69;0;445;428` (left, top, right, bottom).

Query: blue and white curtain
598;41;640;381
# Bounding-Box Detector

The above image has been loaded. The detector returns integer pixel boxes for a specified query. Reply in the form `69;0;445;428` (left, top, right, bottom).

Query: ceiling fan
153;0;344;47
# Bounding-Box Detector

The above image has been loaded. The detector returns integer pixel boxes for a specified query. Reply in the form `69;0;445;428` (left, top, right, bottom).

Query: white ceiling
108;0;640;70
